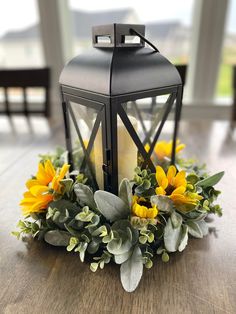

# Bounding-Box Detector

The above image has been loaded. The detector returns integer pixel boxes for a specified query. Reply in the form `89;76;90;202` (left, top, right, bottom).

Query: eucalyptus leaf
44;230;71;246
196;171;224;188
114;251;132;264
107;239;132;255
164;218;182;252
49;199;78;215
186;221;203;238
119;178;133;208
87;240;100;254
94;190;129;222
151;195;173;213
178;225;188;252
120;246;143;292
74;183;96;210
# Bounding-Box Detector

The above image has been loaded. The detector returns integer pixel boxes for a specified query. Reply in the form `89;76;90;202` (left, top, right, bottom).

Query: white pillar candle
94;116;138;189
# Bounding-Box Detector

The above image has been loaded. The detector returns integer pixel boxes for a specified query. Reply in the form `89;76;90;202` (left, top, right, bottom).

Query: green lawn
216;64;232;97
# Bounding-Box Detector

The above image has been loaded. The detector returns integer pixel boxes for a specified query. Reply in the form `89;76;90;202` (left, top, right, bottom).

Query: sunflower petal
45;160;56;178
156;166;168;188
174;170;187;187
171;186;186;195
30;185;50;197
176;143;185;153
58;164;70;181
167;165;177;183
155;186;166;195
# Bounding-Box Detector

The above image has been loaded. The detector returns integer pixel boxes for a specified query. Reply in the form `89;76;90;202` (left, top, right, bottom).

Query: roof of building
1;9;133;40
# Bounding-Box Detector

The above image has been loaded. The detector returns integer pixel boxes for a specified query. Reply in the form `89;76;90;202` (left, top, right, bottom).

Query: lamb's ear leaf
119;178;133;208
74;183;96;210
94;190;129;222
178;225;188;252
120;246;143;292
196;220;209;236
164;218;182;252
186;221;203;238
150;195;173;213
44;230;71;246
196;171;224;187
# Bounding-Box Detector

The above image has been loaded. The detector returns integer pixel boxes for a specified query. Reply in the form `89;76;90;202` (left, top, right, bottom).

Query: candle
94;116;138;189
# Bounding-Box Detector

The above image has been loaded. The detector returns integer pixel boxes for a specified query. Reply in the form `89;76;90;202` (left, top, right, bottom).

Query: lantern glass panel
117;93;175;182
67;101;104;190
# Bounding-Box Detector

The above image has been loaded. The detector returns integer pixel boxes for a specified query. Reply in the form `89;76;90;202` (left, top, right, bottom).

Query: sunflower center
165;184;175;195
138;200;151;208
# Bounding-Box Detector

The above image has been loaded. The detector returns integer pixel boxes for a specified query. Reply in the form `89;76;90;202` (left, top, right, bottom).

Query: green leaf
107;239;132;255
114;251;132;264
11;231;20;239
74;183;96;210
119;178;133;208
197;220;209;236
60;178;74;194
164;218;182;252
186;221;203;238
196;171;224;188
151;195;173;213
90;262;99;272
120;246;143;292
87;240;100;254
178;225;188;252
145;259;153;269
92;225;108;237
66;237;79;251
44;230;71;246
94;190;129;222
161;251;169;262
139;235;147;244
186;173;200;185
171;211;183;228
49;200;78;214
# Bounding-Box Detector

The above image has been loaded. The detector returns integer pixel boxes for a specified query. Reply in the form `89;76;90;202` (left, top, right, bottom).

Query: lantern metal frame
60;24;183;195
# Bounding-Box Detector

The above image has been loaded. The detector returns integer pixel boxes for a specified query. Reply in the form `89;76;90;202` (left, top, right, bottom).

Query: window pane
216;0;236;99
69;0;194;64
0;0;44;68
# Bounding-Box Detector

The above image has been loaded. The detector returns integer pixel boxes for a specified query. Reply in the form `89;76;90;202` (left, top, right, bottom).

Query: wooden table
0;117;236;314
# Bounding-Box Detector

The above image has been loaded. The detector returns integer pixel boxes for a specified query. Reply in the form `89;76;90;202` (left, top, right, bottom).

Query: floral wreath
13;141;224;292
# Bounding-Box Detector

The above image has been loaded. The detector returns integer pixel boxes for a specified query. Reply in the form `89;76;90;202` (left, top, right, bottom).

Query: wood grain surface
0;116;235;314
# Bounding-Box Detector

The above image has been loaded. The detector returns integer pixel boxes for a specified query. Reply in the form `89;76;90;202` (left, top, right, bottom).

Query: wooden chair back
0;68;50;117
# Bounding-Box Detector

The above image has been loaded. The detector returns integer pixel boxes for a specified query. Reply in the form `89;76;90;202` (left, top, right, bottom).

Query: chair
0;68;50;117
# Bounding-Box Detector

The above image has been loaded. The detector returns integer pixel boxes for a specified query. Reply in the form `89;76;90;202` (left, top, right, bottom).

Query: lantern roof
59;24;182;97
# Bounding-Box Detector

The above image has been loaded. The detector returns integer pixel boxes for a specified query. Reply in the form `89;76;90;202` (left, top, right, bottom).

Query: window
216;0;236;100
69;0;194;64
0;0;44;68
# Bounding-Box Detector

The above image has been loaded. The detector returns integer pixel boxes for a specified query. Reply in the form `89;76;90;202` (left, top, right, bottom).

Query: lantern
59;24;183;194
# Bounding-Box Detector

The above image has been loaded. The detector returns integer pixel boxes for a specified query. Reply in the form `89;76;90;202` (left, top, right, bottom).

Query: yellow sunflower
155;165;202;210
132;196;158;219
20;160;70;215
145;140;185;161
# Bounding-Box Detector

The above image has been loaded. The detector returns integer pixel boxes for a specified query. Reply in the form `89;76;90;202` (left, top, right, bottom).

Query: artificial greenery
13;141;224;292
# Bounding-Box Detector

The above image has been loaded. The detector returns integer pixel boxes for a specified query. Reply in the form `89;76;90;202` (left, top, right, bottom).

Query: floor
0;116;236;314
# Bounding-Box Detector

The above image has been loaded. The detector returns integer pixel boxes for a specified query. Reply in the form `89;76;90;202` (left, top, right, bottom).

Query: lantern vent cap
59;24;182;96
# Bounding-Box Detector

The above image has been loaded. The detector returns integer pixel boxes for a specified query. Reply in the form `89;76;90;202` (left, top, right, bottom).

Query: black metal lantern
59;24;183;194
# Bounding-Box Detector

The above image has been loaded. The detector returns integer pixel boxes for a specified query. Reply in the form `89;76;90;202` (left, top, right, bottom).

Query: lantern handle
130;28;159;52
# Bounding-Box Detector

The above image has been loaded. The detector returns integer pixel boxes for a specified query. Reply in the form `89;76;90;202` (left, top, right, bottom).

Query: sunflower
155;165;202;210
20;160;70;215
145;140;185;161
132;196;158;219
